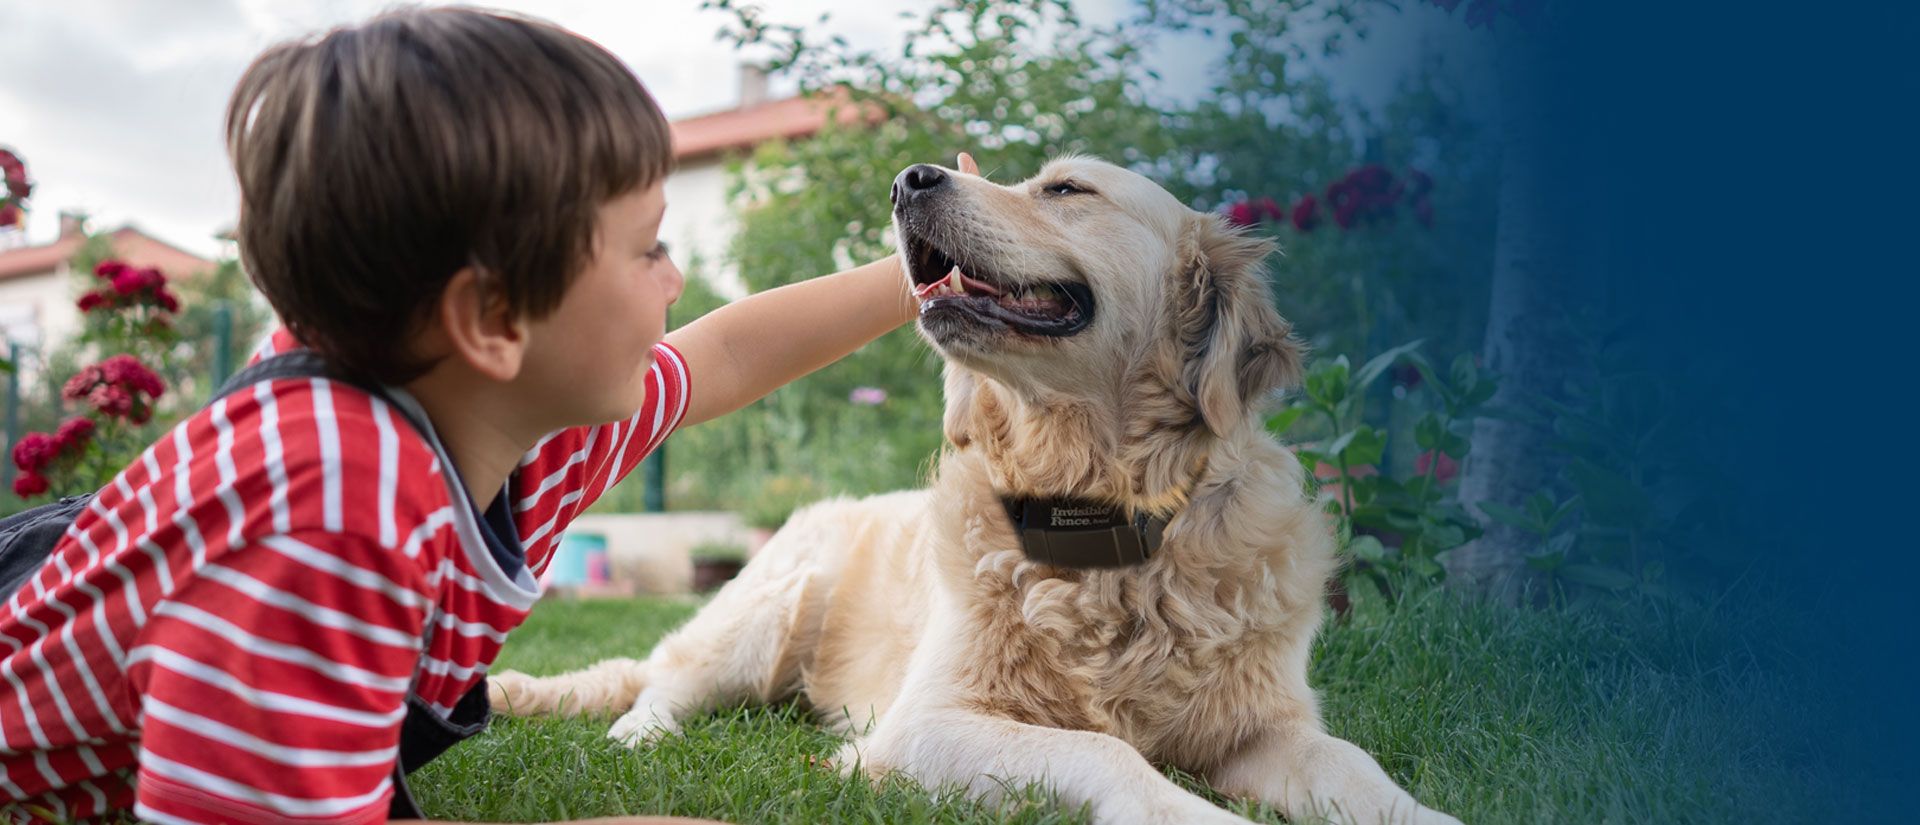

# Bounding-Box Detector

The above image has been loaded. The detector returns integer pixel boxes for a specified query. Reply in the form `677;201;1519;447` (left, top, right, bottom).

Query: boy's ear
436;266;529;382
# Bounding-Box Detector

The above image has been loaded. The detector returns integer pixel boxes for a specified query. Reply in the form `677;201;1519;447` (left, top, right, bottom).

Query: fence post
1;341;17;491
642;447;665;512
210;300;234;391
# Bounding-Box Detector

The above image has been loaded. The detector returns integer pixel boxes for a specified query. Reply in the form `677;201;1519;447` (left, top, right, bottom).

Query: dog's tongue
915;266;1003;299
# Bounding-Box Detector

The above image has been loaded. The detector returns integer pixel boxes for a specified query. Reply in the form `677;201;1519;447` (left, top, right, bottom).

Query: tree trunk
1444;33;1581;601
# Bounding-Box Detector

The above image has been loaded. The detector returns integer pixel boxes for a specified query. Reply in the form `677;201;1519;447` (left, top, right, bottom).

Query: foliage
1477;320;1719;604
1271;341;1495;596
689;541;749;563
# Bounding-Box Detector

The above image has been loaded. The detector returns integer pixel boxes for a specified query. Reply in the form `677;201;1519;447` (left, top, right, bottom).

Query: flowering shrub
78;261;180;345
1270;341;1496;599
11;259;177;500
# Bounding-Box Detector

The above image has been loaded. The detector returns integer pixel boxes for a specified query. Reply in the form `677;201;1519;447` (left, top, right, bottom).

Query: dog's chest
970;557;1277;763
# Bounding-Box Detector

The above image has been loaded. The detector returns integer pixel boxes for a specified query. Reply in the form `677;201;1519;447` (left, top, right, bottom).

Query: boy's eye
1043;181;1090;196
646;241;671;261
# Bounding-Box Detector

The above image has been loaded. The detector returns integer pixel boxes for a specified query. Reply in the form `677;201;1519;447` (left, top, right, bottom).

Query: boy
0;7;948;823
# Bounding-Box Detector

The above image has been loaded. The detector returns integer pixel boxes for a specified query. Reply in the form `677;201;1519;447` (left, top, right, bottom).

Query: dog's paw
607;706;680;748
487;670;535;713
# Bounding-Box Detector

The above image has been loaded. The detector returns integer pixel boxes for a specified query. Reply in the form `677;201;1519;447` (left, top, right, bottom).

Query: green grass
410;585;1833;823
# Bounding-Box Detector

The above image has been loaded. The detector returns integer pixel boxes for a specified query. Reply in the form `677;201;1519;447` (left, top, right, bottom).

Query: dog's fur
489;158;1460;825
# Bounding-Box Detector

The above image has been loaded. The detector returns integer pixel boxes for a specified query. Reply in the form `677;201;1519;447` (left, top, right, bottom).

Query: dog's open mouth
905;233;1094;338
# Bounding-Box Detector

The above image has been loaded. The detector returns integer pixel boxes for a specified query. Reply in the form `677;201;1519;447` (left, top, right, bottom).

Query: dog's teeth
1030;284;1057;302
950;266;965;295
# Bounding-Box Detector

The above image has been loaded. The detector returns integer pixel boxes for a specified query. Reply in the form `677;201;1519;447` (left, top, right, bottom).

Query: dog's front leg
846;706;1252;825
1208;723;1462;825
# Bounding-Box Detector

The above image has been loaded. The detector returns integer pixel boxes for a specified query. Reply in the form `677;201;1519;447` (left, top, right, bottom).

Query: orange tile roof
0;227;215;284
671;90;883;163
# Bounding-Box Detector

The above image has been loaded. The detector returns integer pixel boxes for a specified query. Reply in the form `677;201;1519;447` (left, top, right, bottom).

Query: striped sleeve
126;530;429;825
513;342;691;573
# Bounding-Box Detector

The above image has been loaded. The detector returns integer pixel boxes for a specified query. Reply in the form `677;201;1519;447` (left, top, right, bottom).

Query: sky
0;0;1478;259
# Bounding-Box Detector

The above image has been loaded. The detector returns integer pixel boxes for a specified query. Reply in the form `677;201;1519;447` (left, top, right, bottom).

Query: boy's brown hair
225;7;672;385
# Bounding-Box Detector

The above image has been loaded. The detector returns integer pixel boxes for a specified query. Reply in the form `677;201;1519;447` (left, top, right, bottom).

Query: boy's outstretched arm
664;253;913;430
665;153;977;430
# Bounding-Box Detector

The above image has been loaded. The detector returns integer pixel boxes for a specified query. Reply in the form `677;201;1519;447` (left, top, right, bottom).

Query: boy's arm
662;152;976;430
664;254;913;430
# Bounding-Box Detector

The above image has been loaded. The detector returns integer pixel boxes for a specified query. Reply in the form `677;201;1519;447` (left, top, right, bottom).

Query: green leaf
1525;551;1567;572
1559;563;1636;591
1344;426;1386;467
1409;555;1446;581
1352;339;1424;392
1346;534;1387;562
1478;501;1537;531
1265;406;1307;436
1323;430;1357;461
1414;413;1444;450
1567;459;1653;528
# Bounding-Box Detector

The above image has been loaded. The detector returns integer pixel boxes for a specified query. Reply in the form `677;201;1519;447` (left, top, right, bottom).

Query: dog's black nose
892;163;950;205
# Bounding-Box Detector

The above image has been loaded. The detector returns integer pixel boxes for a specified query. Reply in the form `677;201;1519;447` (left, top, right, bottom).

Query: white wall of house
661;159;749;301
0;265;76;353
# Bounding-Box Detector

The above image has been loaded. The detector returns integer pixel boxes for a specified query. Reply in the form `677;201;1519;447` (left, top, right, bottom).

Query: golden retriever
489;157;1461;825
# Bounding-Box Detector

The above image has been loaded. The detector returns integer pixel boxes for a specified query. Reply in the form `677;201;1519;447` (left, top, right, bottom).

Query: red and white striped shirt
0;329;690;823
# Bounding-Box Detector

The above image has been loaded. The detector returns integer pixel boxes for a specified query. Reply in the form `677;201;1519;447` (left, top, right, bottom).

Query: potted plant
739;474;821;554
689;541;748;592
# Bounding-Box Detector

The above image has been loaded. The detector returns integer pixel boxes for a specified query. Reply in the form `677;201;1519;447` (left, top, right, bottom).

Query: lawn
410;584;1831;823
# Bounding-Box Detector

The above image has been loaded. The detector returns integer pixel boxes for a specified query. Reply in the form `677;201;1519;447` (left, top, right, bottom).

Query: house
663;64;877;299
0;212;214;354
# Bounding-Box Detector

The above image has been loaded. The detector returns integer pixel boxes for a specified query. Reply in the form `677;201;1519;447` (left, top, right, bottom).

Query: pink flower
11;433;59;473
12;472;48;498
1416;450;1460;483
54;417;95;452
849;387;888;406
88;384;133;417
1290;194;1321;232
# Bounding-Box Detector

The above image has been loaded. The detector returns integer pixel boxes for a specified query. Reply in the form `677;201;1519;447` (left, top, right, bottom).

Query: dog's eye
1043;181;1090;197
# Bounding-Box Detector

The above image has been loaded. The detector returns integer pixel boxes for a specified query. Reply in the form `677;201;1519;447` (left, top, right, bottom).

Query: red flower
77;291;107;312
1226;201;1259;227
11;433;59;473
111;270;146;296
100;355;165;398
94;261;129;281
156;288;180;313
0;205;19;229
1290;194;1321;231
54;417;96;451
12;472;48;498
1416;450;1460;483
1255;196;1284;222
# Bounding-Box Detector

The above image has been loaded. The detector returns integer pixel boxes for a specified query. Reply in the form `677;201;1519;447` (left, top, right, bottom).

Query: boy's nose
891;164;949;205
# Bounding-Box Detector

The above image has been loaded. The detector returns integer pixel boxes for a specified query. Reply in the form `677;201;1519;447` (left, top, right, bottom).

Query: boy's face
519;181;683;426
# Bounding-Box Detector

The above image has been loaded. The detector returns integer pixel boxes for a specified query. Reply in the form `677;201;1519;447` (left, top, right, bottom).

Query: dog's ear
1173;212;1306;438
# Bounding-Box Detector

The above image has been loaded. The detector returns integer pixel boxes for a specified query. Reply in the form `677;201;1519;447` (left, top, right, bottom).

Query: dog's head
893;156;1303;443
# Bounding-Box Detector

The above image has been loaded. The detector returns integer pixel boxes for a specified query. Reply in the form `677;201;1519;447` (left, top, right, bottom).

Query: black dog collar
1000;497;1169;568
